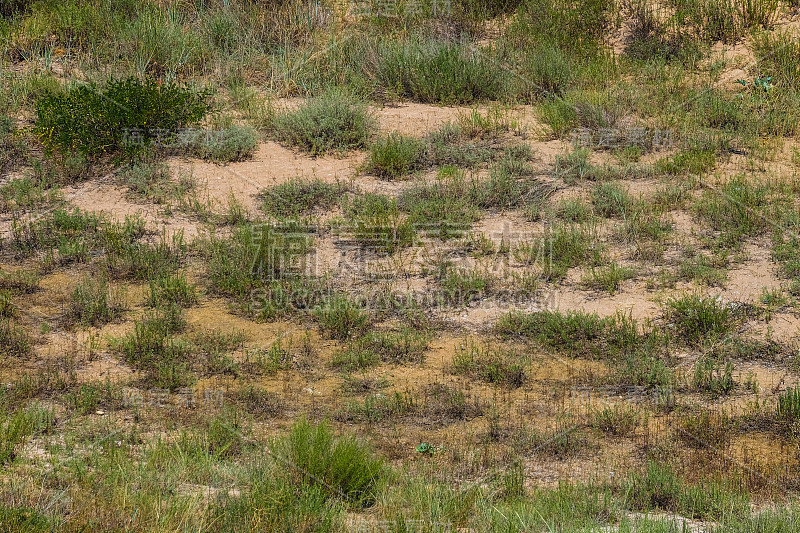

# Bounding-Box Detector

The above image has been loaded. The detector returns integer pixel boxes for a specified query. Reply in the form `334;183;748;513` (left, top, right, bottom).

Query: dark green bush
34;76;211;159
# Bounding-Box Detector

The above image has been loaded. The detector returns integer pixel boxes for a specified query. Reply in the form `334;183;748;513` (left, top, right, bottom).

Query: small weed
146;272;197;308
692;356;735;396
342;193;416;254
592;404;641;437
67;275;126;328
451;342;527;387
591;182;636;218
582;263;636;294
314;294;369;340
365;133;425;179
111;304;193;390
0;319;30;358
180;125;258;162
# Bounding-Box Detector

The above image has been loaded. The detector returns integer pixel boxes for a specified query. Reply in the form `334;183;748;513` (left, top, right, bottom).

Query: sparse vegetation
2;0;800;529
67;274;126;327
260;178;348;218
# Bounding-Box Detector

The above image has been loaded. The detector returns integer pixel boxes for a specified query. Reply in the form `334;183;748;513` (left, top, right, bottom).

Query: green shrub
753;30;800;89
426;123;496;167
624;0;702;63
552;149;593;184
676;253;728;286
547;222;604;280
34;76;211;159
778;387;800;421
692;356;734;396
473;165;548;211
343;193;416;254
272;89;374;155
591;182;635;218
334;327;430;370
0;506;50;533
0;114;28;174
655;149;716;175
664;294;736;345
517;43;573;99
357;328;430;364
365;133;425;179
554;198;594;222
615;352;674;389
235;385;284;418
0;174;61;214
0;290;14;319
674;0;778;43
204;222;317;313
582;263;637;294
146;272;197;308
10;208;103;262
438;265;491;303
65;383;103;415
330;346;380;371
0;0;32;17
693;175;770;239
272;417;385;507
260;178;348;218
337;391;415;423
456;0;524;20
496;310;650;359
0;405;53;465
398;170;480;239
509;0;618;55
592;404;641;436
623;461;749;520
106;231;186;281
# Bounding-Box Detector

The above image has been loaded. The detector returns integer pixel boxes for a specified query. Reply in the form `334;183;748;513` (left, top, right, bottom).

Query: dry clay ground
3;45;800;523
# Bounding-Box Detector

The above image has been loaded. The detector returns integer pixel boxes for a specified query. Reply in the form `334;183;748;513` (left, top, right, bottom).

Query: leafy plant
415;442;443;456
34;76;211;159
